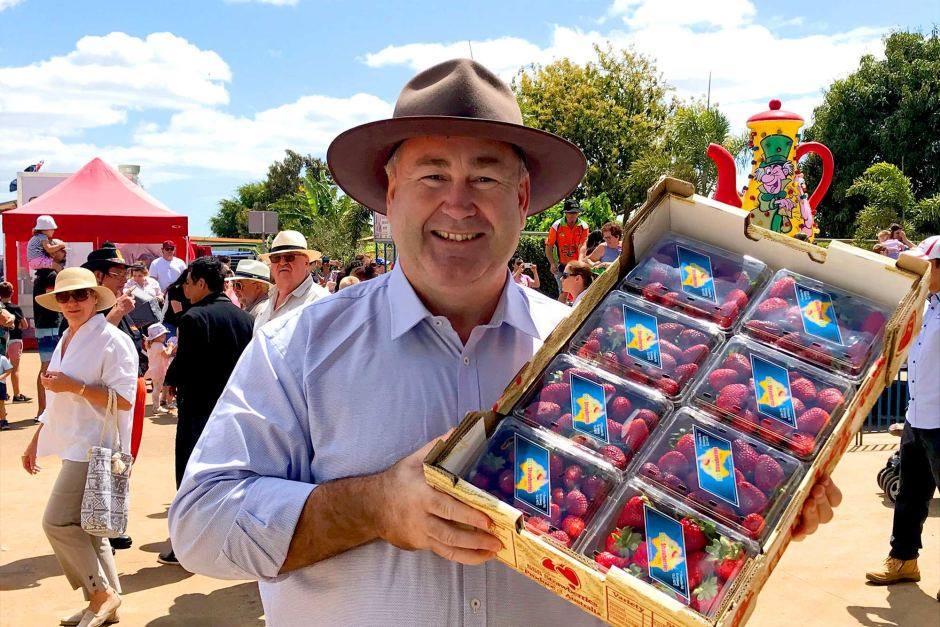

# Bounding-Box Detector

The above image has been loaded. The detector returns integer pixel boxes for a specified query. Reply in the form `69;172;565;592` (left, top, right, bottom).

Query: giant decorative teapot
708;99;834;242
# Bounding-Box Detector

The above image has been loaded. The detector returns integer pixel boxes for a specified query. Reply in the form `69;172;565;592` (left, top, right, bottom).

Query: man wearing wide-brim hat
254;230;328;329
224;259;272;319
170;59;840;624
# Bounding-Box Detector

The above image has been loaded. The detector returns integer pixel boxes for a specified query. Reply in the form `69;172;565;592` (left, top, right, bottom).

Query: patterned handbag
80;389;134;537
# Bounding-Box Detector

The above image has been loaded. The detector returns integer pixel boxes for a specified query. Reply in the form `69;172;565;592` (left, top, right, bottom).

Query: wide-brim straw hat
35;267;116;313
259;230;322;263
327;58;586;217
225;259;273;285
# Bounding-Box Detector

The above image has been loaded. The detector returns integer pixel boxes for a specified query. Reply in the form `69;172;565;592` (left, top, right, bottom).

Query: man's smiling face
384;135;529;291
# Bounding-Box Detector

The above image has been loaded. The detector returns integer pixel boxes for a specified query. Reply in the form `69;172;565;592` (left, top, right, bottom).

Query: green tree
261;149;331;205
626;102;746;200
525;193;616;232
845;162;915;244
513;45;672;214
210;181;265;238
911;194;940;236
804;30;940;237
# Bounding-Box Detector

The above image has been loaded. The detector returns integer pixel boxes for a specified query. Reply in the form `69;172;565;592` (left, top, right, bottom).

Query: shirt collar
387;265;542;341
270;274;313;301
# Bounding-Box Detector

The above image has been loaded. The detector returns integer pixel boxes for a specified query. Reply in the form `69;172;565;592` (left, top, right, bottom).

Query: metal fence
863;367;909;432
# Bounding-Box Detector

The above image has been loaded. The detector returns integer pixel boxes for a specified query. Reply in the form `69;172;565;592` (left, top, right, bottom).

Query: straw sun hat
35;267;116;313
258;230;322;263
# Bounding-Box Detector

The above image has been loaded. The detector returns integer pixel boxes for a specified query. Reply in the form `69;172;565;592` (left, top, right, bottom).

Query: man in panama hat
171;59;840;623
224;259;273;319
254;230;328;329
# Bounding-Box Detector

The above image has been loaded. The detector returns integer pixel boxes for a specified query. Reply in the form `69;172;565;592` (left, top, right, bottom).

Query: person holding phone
511;257;540;289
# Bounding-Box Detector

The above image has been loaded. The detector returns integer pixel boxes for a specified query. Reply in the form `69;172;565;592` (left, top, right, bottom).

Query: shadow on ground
0;553;61;590
148;506;170;520
121;564;193;594
847;582;939;626
149;413;178;426
146;582;263;626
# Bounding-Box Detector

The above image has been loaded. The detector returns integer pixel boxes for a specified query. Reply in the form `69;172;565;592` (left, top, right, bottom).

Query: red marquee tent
2;157;188;301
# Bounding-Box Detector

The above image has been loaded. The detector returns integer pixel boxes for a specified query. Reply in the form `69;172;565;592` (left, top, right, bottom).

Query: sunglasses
107;269;129;279
54;288;92;304
269;253;300;264
163;247;175;252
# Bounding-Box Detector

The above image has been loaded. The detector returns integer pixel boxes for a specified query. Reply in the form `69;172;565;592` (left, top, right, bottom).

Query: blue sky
1;0;935;235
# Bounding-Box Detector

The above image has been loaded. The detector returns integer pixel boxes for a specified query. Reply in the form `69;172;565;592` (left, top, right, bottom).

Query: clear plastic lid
581;478;757;618
739;269;893;380
633;407;805;544
567;290;724;400
622;233;771;332
688;336;855;460
512;353;673;471
461;416;621;550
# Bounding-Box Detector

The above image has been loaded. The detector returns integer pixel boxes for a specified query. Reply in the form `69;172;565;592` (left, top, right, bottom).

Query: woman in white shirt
21;267;138;627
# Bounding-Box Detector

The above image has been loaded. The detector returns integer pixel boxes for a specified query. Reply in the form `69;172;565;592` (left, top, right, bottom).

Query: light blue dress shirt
169;265;606;626
906;293;940;429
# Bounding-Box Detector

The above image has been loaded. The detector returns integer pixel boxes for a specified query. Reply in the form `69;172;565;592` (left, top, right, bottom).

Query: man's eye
422;174;446;181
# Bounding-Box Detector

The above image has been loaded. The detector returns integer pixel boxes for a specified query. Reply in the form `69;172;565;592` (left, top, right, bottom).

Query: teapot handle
794;142;834;210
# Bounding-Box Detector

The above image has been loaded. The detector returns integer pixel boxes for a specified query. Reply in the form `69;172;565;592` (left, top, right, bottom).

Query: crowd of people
0;57;934;625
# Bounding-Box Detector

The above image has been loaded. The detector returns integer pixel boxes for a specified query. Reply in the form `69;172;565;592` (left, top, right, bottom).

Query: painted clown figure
750;134;797;233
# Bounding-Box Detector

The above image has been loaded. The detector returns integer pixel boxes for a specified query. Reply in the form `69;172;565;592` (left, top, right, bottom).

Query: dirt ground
1;351;937;626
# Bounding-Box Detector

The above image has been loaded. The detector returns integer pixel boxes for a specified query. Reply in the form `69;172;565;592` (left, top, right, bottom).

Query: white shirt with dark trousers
169;266;606;626
149;256;187;292
906;293;940;429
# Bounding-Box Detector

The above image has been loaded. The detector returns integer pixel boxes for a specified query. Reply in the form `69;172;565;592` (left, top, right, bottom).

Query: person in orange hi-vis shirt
544;197;589;300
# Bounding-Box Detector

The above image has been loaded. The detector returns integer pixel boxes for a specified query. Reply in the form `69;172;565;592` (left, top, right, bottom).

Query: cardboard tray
424;178;930;626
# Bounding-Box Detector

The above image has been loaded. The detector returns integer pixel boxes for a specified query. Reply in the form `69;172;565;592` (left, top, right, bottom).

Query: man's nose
439;180;477;220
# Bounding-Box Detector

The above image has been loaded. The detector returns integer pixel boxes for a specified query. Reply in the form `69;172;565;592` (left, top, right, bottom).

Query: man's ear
517;171;531;228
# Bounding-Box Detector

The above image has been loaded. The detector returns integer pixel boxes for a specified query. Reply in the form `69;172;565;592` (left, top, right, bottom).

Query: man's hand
0;308;14;329
113;293;135;317
792;475;842;541
373;438;503;565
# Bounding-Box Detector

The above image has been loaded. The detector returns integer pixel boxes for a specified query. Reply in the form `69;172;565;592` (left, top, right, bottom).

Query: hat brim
258;249;322;263
327;116;586;216
35;284;117;313
224;274;273;286
81;259;129;272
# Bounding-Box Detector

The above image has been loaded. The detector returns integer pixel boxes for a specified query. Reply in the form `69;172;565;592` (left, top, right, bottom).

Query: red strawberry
549;453;564;476
623;418;650;453
498;470;514;495
642;282;668;303
639;462;661;479
742;513;765;537
791;397;806;416
577;338;602;359
760;419;791;445
722;353;753;378
674;362;699;383
548;529;571;547
790;377;817;404
595;551;627;570
658;322;684;341
602;383;616;396
783;306;803;328
725;288;750;309
678;328;708;349
708;368;741;391
797;407;829;436
685;469;700;491
664;472;684;492
552;413;573;435
746;319;782;343
687;551;709;591
776;332;806;354
540;382;570;407
753;455;785;492
608;396;633;422
681;518;708;552
634;408;660;427
756;297;788;319
732;409;759;434
526;516;552;534
661;291;681;307
606;526;643;557
737;481;768;514
816;387;845;413
655;377;680;396
631;540;649;569
675;433;696;462
524;401;561;427
731;439;759;474
788;433;815;457
600;445;628;469
715;555;744;581
563;367;597;384
607;419;624;442
716;300;740;326
769;276;796;299
581;475;607;500
681;344;709;365
562;465;583;489
549;503;562;525
588;326;606;342
658;450;690;476
469;473;490;490
659;340;684;361
716;384;749;415
617;495;646;529
552;487;566;505
660;352;678;372
602;306;624;326
861;310;886;335
562;515;586;539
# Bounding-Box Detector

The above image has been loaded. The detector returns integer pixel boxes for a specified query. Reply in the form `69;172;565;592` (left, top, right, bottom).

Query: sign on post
248;211;279;235
373;212;393;242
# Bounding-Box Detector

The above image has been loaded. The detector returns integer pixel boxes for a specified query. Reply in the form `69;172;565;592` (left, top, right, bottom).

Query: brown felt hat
327;58;586;216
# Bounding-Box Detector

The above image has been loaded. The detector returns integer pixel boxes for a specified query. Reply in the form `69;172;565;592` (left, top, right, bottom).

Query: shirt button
470;598;482;613
463;357;470;365
435;320;442;327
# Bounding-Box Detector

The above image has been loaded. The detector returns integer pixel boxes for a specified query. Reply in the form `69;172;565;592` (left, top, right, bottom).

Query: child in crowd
26;215;67;273
144;323;173;415
0;354;12;430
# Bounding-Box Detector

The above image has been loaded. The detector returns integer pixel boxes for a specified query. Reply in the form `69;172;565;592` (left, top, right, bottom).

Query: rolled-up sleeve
169;328;315;581
102;334;139;452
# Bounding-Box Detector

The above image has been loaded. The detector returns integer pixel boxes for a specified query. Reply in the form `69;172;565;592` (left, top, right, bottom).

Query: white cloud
361;0;886;129
0;32;231;136
0;0;24;11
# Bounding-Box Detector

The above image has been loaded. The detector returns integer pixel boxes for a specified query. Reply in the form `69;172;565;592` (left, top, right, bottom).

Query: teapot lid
747;99;804;123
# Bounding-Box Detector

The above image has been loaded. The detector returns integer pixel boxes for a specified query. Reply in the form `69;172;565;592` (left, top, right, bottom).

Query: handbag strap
97;388;124;454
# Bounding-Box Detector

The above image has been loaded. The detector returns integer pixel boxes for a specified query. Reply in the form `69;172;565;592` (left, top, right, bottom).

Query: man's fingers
822;477;842;508
427;491;492;531
793;497;818;541
426;516;502;554
813;484;834;525
429;540;497;566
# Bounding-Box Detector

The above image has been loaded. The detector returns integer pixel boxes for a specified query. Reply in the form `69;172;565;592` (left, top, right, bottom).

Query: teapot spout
707;143;742;208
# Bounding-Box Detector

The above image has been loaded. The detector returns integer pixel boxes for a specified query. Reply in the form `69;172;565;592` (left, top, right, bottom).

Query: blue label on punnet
750;354;797;428
693;425;740;507
513;435;552;517
570;374;609;443
795;283;843;345
676;245;717;302
622;305;662;368
644;505;690;601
